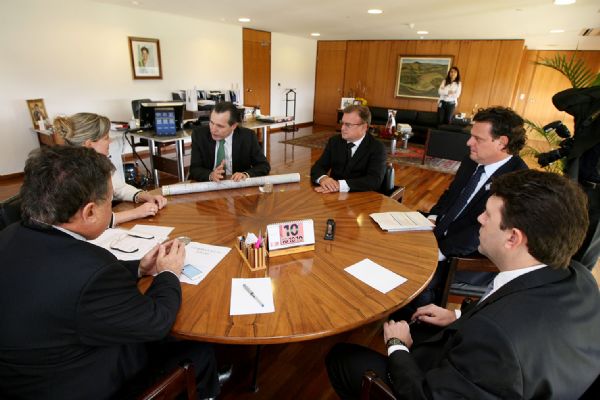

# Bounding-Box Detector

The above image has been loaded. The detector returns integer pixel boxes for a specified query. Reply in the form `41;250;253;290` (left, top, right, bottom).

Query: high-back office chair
379;163;405;203
0;194;22;230
361;370;397;400
137;363;197;400
439;254;498;308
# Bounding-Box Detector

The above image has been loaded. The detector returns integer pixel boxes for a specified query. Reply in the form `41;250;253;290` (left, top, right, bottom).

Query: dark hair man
410;106;529;310
327;169;600;399
310;104;386;193
0;146;218;398
189;101;270;182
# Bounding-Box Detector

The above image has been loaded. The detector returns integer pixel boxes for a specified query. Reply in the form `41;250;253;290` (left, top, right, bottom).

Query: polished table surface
118;180;438;345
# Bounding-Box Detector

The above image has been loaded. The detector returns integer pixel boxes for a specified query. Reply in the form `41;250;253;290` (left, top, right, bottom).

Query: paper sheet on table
89;227;169;261
230;278;275;315
130;224;174;239
345;258;407;294
180;242;231;285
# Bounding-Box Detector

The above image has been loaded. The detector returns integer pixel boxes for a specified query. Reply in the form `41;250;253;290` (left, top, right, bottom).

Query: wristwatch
386;337;407;348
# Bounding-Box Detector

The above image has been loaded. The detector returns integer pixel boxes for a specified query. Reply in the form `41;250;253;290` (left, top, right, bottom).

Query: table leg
250;345;262;392
261;127;267;157
175;140;185;182
147;138;160;187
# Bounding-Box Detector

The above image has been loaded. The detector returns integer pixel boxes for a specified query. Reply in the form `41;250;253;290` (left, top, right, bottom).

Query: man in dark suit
410;106;529;308
189;101;270;182
310;105;386;193
0;146;218;399
327;169;600;399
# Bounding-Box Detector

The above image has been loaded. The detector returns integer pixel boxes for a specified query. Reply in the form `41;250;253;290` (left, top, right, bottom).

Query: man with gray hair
0;146;219;398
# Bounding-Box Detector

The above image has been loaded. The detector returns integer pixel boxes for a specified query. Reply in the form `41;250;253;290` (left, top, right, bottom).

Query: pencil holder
235;241;267;271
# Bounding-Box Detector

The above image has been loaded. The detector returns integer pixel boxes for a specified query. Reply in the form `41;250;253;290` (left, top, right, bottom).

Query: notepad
345;259;407;294
230;278;275;315
370;212;434;232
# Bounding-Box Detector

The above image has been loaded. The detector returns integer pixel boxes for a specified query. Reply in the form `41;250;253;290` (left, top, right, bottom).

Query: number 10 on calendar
267;219;315;255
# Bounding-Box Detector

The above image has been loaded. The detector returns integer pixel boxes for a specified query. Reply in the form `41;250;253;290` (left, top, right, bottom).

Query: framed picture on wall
26;98;50;130
128;36;163;79
395;56;452;99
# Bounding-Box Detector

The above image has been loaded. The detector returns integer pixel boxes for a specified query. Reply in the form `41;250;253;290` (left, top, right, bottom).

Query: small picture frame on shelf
26;98;50;130
340;97;355;109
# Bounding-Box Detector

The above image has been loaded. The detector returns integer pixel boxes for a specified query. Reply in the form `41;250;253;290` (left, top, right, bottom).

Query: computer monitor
139;101;185;132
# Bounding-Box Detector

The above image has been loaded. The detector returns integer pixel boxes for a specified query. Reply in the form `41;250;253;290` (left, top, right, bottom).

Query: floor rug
279;131;460;174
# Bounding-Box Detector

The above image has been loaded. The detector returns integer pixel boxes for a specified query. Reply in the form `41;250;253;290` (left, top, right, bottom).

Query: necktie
345;142;355;165
216;139;225;167
434;165;485;237
478;280;495;304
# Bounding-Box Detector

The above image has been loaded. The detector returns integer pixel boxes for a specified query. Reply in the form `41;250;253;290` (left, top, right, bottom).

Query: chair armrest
361;370;397;400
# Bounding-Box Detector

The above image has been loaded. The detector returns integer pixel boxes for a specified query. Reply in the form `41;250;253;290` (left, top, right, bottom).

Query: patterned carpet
279;131;460;174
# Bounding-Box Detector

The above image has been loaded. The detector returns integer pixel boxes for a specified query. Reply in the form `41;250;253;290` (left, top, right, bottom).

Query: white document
180;242;231;285
230;278;275;315
130;224;174;239
162;173;300;195
370;212;434;232
345;258;407;294
89;227;167;261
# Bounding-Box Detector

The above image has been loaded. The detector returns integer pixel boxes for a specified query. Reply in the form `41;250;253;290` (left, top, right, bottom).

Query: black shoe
217;364;233;387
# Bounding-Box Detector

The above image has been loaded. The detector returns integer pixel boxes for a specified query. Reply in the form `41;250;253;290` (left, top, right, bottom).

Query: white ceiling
95;0;600;50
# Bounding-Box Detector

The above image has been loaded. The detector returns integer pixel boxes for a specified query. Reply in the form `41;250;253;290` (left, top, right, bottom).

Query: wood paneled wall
314;39;525;126
511;50;600;131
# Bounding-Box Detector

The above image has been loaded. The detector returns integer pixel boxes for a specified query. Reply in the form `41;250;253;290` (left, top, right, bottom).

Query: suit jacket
189;125;270;182
0;223;181;400
430;155;528;257
388;261;600;399
310;133;386;192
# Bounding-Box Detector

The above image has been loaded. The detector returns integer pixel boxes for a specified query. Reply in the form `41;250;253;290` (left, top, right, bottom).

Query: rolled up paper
162;173;301;196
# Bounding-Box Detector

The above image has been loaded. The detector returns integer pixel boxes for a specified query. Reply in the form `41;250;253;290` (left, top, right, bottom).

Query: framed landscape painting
395;56;452;99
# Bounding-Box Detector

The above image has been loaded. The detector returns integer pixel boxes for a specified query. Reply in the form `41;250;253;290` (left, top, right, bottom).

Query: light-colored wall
270;33;316;124
0;0;316;175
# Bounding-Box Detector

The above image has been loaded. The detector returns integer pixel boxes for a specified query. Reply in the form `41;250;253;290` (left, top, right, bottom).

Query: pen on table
242;283;265;307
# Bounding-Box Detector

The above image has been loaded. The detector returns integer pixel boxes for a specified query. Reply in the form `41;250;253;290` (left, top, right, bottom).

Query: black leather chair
137;362;197;400
379;163;405;203
0;194;22;230
361;370;396;400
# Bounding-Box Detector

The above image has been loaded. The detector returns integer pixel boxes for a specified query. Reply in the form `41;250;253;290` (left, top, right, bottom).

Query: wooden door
243;28;271;115
313;41;347;126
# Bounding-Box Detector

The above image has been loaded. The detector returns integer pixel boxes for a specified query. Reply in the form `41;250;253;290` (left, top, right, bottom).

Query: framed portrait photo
26;98;50;130
395;56;452;99
128;36;162;79
340;97;355;109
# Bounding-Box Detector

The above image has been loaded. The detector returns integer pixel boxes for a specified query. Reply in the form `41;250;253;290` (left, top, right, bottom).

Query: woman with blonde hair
54;112;167;227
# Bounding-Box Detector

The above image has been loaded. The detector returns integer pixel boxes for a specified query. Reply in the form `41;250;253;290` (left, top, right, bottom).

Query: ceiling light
367;9;383;14
311;33;321;37
553;0;576;5
417;30;429;35
238;17;251;22
550;29;565;33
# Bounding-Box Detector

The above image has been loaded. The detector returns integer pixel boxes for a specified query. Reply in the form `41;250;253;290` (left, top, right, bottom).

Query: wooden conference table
128;118;293;187
118;180;438;345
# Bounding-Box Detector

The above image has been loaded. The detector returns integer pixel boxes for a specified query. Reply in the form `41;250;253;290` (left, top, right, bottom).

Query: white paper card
89;228;163;261
130;224;174;238
180;242;231;285
345;258;407;294
230;278;275;315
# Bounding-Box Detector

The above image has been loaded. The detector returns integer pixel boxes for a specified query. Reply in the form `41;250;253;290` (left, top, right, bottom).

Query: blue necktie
434;165;485;237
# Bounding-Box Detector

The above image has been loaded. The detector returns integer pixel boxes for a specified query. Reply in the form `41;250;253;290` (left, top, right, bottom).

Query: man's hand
383;320;413;349
155;239;186;277
139;192;167;209
210;161;226;182
139;244;160;276
314;176;340;193
231;172;248;182
412;304;457;327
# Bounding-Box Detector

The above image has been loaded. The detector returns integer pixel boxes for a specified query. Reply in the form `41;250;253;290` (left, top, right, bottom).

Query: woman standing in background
438;66;462;125
54;113;167;227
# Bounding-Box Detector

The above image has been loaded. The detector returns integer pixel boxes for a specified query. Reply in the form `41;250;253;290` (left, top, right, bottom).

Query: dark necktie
434;165;485;237
345;142;355;165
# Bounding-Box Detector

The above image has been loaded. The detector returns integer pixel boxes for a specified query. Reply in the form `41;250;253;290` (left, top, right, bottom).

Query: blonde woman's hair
53;113;111;146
